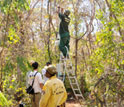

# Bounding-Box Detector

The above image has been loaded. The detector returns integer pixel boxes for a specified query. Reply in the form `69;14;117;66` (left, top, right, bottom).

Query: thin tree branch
105;0;122;36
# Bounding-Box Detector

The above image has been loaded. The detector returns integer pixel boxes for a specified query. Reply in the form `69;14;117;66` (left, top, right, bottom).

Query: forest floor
66;102;81;107
66;100;81;107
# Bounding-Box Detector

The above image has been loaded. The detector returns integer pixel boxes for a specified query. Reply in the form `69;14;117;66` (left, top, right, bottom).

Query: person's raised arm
57;6;60;14
57;6;64;19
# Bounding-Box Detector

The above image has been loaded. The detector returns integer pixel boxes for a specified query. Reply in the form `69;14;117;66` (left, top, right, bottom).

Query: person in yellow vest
39;65;67;107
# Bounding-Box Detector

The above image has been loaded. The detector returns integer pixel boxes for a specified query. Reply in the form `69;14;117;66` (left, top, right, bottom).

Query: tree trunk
40;0;43;31
75;39;78;76
17;64;21;83
47;0;52;62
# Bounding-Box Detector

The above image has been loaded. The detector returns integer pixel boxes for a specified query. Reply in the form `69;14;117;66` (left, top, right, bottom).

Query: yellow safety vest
39;75;67;107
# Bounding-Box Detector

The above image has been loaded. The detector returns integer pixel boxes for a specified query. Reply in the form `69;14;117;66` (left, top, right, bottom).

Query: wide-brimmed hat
46;65;57;75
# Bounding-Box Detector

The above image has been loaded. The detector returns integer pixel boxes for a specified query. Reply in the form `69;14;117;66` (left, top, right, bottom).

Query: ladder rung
70;83;77;85
73;89;80;91
75;94;83;97
68;74;76;76
58;75;64;77
68;72;75;74
68;77;76;79
68;74;75;76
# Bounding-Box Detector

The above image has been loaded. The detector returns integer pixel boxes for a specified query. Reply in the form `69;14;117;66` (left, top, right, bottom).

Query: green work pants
59;34;70;57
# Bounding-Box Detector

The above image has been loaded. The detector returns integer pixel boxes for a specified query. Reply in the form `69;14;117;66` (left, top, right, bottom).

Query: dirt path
66;102;81;107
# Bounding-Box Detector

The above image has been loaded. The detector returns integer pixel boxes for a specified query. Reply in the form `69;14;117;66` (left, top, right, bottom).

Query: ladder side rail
66;71;82;99
66;73;78;98
72;75;85;99
66;67;85;99
69;76;84;99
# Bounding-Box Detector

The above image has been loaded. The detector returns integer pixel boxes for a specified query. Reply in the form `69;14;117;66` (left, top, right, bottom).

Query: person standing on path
41;62;51;84
28;62;44;107
39;65;67;107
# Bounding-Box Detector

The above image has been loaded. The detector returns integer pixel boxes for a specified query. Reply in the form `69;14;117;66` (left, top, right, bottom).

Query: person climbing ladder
57;6;70;58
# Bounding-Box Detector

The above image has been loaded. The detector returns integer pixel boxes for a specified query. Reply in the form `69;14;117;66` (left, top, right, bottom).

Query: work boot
60;53;65;59
66;54;69;59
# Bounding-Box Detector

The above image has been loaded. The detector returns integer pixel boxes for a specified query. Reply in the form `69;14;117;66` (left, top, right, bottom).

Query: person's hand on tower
57;6;64;14
57;6;60;13
61;8;64;13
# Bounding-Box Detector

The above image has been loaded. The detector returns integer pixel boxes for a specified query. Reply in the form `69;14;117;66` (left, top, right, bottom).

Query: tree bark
47;0;52;62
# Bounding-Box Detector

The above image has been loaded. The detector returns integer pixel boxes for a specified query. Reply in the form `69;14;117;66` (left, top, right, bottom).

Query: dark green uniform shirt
59;13;70;35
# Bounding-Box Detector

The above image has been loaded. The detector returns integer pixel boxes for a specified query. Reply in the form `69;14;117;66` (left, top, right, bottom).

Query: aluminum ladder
56;52;66;82
65;59;84;101
56;54;84;101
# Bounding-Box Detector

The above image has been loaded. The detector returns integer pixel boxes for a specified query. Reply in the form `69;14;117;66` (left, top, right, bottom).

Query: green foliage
3;60;13;73
0;0;30;14
17;56;28;73
0;0;30;47
0;91;10;106
2;74;31;106
90;0;124;76
8;26;20;44
86;0;124;106
0;0;124;106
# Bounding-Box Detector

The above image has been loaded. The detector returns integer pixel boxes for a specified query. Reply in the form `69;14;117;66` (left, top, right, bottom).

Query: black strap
31;72;38;87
